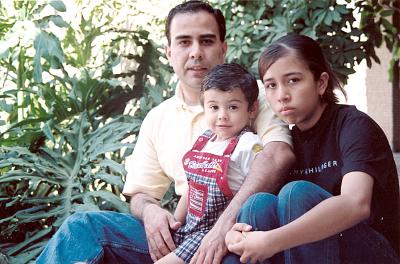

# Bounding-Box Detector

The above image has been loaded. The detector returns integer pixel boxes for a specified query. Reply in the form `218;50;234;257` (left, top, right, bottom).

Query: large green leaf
49;0;67;12
0;112;142;261
33;31;64;82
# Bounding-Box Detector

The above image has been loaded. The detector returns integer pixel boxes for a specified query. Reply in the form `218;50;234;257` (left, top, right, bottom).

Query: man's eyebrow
174;35;191;40
174;33;217;40
199;34;217;39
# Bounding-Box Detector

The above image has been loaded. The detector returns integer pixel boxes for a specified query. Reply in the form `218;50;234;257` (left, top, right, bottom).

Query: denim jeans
36;210;238;263
226;180;400;264
36;211;153;264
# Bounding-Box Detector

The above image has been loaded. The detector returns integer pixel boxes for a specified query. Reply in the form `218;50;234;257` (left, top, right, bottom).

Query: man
36;1;294;263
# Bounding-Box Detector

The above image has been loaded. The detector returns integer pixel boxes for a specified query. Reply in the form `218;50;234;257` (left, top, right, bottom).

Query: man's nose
190;42;203;60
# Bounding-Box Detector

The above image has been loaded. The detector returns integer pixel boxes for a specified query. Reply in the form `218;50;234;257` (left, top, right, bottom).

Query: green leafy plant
0;114;139;263
0;0;173;262
1;0;398;263
216;0;399;84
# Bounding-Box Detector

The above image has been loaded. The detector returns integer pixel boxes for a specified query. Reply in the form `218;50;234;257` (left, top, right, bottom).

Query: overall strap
191;129;213;151
223;127;252;156
223;137;239;156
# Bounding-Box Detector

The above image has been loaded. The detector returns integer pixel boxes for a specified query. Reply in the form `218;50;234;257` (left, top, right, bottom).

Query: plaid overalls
174;129;240;263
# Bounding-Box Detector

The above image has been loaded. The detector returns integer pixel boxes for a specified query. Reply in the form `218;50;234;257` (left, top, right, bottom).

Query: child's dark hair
165;0;226;45
201;63;259;110
258;34;346;104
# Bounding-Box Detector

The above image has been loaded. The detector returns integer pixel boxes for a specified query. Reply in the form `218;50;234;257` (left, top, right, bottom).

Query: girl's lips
279;107;295;116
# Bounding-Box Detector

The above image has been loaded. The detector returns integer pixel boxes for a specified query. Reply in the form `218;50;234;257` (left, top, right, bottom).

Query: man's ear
249;100;259;119
165;45;172;65
318;72;329;96
222;41;228;59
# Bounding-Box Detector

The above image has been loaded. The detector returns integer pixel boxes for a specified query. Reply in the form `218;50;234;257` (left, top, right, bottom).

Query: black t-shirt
290;103;399;253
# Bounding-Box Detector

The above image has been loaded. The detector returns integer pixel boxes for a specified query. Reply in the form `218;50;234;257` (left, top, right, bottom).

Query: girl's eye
288;78;300;84
264;83;276;89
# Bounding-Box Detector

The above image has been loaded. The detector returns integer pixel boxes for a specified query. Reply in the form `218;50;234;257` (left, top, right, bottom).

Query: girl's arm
228;171;374;263
174;190;188;224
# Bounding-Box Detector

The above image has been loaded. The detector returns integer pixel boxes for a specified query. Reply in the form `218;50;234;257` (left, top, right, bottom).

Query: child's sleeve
238;132;263;176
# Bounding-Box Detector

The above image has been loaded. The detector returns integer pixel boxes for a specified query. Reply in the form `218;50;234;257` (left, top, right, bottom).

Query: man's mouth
187;66;207;71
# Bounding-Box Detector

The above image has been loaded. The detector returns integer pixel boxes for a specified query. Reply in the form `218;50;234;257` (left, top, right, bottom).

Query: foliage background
0;0;398;263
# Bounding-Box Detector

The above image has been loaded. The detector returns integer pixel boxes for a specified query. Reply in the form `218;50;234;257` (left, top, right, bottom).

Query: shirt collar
174;81;203;113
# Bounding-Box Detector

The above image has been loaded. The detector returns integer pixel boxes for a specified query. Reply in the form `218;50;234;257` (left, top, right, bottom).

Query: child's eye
229;105;238;111
210;105;218;111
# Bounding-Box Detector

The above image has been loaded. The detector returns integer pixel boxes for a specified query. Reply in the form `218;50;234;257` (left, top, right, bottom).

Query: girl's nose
277;86;290;103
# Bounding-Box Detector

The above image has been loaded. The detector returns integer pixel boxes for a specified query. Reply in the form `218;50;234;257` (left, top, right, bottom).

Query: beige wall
345;47;394;149
365;47;394;148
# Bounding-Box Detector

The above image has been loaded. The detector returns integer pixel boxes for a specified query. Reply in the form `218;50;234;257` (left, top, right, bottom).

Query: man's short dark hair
201;63;259;110
165;0;226;45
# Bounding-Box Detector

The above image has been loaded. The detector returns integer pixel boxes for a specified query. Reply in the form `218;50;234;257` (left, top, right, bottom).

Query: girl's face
262;52;329;131
203;88;258;141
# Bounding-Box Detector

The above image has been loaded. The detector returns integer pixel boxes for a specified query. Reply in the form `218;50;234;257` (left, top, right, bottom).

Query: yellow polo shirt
123;83;292;200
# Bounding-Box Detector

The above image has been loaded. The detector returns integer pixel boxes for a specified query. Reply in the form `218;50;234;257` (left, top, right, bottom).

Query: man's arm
190;141;295;264
129;192;160;220
129;192;181;262
221;141;295;232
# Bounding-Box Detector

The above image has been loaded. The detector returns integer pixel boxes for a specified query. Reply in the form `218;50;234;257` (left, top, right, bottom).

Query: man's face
166;11;227;92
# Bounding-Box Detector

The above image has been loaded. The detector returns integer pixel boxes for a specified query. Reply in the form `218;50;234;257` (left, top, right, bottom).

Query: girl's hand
225;223;252;249
228;230;279;264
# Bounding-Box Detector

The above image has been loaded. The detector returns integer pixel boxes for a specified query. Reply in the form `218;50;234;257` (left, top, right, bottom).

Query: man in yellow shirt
36;1;295;263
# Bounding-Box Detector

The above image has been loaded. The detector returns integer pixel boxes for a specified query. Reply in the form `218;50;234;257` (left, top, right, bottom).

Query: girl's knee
277;181;332;223
279;180;311;195
241;193;277;214
237;192;278;229
279;180;330;202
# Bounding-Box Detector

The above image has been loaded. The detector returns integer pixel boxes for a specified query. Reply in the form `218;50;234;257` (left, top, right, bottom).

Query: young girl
225;34;400;263
155;63;263;264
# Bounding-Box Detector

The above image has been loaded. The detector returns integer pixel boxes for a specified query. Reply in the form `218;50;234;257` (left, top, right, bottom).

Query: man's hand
142;203;182;261
189;221;231;264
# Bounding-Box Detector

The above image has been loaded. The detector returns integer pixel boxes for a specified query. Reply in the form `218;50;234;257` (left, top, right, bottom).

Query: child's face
262;53;328;131
203;88;256;141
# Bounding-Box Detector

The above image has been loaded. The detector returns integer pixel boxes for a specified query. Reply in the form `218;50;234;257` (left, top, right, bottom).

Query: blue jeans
36;211;153;264
36;211;238;263
226;181;400;264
